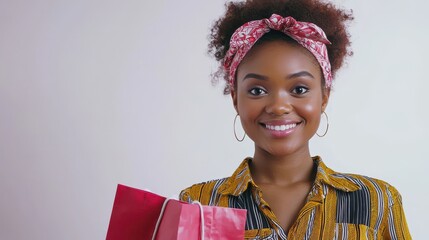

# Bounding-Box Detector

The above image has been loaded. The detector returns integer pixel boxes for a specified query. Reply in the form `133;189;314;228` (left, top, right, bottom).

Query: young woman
180;0;411;239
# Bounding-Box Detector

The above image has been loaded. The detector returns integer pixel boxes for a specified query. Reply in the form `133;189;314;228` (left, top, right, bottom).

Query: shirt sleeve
383;186;412;239
179;188;193;203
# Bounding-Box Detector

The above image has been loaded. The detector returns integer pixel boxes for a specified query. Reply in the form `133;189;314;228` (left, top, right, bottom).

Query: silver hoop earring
316;112;329;137
233;114;246;142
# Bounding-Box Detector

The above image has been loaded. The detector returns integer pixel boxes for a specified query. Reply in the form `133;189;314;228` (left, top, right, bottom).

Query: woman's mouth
260;121;301;137
264;123;297;131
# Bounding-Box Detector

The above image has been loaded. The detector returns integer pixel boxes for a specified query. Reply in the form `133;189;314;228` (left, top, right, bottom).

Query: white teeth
265;123;297;131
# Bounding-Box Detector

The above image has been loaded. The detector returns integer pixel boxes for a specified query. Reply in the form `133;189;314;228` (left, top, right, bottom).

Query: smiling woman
179;0;411;239
235;40;327;158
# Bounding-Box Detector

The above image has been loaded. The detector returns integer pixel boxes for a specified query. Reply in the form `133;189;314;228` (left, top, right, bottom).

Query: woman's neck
250;145;315;186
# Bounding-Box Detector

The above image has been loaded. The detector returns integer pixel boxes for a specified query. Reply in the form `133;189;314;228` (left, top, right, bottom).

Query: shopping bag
152;198;247;240
106;184;167;240
106;184;247;240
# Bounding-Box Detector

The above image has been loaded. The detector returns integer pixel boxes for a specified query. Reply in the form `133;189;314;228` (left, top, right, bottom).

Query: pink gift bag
152;199;247;240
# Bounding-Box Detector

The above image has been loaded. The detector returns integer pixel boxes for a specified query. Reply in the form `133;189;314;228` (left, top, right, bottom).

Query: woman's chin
257;144;308;158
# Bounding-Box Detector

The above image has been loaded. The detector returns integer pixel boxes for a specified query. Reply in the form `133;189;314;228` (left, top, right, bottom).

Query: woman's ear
231;90;239;113
322;89;330;112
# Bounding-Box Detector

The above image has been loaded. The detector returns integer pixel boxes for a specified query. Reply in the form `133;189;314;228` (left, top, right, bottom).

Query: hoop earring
316;112;329;137
233;114;246;142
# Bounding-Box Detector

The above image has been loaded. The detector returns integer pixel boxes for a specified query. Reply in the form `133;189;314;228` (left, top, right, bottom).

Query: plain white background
0;0;427;239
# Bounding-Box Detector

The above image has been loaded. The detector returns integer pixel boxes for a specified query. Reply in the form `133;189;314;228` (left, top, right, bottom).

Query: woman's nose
265;92;292;116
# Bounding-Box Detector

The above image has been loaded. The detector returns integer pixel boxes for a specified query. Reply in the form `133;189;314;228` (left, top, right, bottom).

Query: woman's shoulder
179;177;231;204
180;158;253;204
316;158;401;200
328;170;404;207
342;172;401;195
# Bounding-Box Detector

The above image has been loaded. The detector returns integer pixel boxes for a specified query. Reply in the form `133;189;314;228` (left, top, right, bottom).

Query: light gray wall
0;0;426;239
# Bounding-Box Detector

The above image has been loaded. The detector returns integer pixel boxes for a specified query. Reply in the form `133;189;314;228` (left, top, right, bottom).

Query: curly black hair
208;0;354;94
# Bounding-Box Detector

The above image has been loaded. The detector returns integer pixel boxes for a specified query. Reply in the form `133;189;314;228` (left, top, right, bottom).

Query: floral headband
223;14;333;90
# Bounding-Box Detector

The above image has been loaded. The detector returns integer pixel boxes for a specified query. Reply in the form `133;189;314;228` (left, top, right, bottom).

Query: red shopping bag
106;184;247;240
153;199;247;240
106;184;167;240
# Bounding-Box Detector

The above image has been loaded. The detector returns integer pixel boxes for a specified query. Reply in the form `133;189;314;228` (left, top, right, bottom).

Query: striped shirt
179;156;411;239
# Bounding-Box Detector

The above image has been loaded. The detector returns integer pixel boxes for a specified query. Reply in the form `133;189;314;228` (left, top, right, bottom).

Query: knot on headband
223;14;333;90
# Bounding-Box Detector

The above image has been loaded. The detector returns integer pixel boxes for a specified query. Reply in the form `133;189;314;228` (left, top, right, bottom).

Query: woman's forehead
238;40;322;75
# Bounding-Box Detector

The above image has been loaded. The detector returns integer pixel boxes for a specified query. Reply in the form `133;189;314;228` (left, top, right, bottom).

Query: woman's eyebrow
242;73;268;81
243;71;315;81
287;71;315;79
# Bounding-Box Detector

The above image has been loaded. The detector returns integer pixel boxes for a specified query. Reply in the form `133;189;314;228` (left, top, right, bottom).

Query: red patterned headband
223;14;333;90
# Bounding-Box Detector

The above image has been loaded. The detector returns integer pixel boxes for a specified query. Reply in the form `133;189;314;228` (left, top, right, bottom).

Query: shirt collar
217;157;255;196
312;156;361;192
217;156;360;196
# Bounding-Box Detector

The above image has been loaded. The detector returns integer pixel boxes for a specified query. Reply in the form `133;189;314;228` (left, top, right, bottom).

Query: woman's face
232;40;330;157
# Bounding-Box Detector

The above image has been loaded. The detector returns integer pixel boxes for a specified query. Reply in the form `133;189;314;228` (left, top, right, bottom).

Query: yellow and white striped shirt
180;156;411;239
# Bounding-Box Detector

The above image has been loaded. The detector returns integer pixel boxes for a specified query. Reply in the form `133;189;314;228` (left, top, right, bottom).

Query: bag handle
151;198;205;240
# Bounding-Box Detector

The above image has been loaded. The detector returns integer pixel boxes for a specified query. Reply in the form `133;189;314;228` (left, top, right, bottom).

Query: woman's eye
249;87;267;96
292;86;309;95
